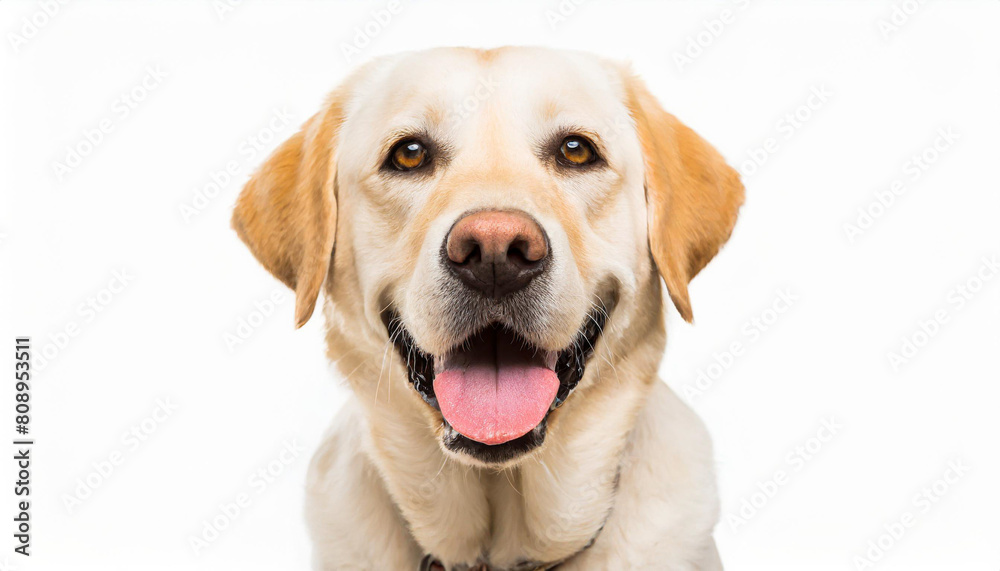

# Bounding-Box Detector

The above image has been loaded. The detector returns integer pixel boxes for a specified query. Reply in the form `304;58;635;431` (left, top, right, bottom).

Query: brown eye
391;140;428;171
558;136;597;166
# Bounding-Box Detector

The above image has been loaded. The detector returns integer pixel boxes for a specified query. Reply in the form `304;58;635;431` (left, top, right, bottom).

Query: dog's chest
435;462;617;570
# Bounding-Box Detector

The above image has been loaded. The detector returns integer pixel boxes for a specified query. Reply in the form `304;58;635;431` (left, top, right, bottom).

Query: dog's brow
565;124;605;142
374;100;449;158
377;127;430;158
540;125;609;158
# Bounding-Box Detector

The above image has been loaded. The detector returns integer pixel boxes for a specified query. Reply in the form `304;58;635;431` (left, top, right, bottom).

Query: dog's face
233;47;743;467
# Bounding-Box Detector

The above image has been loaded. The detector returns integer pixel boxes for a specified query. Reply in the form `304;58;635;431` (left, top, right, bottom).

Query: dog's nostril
448;239;479;266
444;210;549;298
506;240;538;266
466;244;482;265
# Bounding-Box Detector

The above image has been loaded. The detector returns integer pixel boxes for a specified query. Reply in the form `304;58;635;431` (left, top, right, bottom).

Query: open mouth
384;306;609;464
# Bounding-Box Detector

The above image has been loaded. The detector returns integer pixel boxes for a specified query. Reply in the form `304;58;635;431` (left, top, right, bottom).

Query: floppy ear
624;74;744;323
232;93;344;328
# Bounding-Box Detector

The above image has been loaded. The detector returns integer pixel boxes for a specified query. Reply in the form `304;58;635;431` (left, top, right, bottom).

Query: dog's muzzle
384;210;613;464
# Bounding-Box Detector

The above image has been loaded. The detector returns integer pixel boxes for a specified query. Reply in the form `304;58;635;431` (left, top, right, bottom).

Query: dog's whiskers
374;338;392;409
588;301;622;386
435;454;449;479
387;321;411;404
502;466;523;497
341;359;369;384
375;320;405;409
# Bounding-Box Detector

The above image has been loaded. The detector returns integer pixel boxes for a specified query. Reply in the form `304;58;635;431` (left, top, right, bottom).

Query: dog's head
233;47;743;467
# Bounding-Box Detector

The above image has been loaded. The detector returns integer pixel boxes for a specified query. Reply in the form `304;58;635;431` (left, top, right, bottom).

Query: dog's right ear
232;92;345;328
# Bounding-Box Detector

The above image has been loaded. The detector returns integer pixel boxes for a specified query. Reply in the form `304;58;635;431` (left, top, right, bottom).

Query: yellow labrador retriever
233;47;743;570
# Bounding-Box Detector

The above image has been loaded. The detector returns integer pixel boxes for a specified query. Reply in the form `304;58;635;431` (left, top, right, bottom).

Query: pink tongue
433;329;558;446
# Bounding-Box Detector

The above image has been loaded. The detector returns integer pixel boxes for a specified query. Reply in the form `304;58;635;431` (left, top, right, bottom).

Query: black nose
444;210;549;298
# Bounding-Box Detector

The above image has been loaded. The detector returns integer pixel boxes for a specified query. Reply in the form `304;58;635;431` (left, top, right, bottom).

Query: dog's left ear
232;92;345;328
623;72;744;323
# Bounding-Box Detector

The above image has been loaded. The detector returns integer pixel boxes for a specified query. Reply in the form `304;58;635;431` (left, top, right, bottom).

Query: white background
2;1;999;569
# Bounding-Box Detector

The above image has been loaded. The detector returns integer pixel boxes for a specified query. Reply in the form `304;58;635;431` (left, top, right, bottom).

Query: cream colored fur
233;47;743;570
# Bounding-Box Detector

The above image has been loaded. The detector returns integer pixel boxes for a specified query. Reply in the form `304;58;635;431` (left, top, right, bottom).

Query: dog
232;46;743;570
